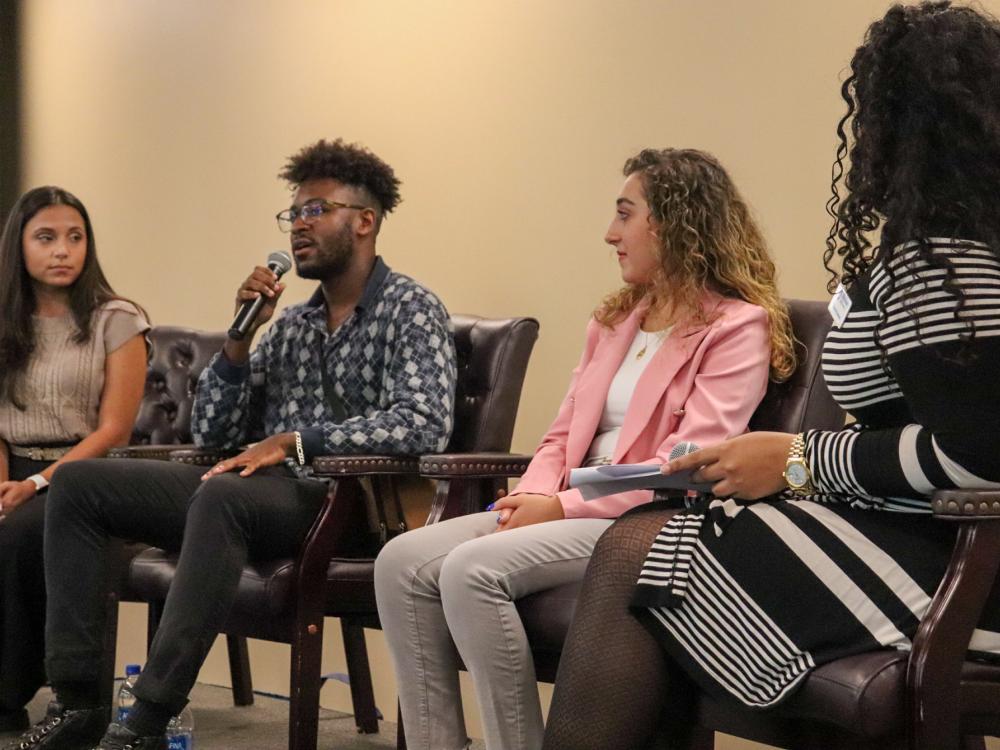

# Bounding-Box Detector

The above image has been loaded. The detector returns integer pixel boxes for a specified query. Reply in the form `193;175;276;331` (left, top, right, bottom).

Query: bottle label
167;735;192;750
117;707;130;723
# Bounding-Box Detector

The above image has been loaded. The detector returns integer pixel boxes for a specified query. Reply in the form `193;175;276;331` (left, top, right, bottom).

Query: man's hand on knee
201;433;297;480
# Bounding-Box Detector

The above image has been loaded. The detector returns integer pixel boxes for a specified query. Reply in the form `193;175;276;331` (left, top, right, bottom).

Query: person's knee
47;459;107;514
186;474;248;529
590;514;665;581
374;530;428;596
438;540;491;603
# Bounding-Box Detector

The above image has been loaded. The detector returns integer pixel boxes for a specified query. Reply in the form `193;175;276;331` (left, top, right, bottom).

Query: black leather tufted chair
127;315;540;750
130;327;228;448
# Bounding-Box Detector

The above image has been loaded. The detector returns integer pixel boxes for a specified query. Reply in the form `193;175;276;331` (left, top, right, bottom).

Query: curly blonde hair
595;148;796;382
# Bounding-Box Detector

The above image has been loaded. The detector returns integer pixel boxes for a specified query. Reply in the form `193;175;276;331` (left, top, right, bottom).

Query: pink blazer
511;294;770;519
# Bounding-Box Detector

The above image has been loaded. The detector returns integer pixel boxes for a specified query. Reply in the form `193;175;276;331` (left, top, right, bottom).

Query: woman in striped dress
543;3;1000;747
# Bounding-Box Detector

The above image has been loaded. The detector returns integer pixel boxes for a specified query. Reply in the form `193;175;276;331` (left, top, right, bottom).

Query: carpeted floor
2;683;489;750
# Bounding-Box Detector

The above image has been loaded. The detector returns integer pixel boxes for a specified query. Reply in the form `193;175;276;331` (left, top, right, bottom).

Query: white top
585;325;672;463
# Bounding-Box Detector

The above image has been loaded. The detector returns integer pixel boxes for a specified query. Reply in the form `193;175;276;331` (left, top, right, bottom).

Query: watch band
27;474;50;493
789;433;807;462
785;433;814;495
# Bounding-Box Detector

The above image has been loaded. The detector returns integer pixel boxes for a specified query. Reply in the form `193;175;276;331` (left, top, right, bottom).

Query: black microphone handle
228;295;267;341
227;258;287;341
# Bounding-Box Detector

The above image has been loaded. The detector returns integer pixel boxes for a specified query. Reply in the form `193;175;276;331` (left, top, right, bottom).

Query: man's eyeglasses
275;199;370;232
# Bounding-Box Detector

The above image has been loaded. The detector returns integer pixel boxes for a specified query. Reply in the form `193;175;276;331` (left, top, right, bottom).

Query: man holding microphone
7;139;456;750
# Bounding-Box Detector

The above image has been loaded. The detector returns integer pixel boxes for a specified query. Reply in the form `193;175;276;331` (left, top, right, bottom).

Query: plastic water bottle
115;664;141;724
165;705;194;750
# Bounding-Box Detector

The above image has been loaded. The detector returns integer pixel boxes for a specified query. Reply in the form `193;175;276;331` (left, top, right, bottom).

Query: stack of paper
569;463;713;501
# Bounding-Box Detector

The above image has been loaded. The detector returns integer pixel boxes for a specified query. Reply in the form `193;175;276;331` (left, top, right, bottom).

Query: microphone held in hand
668;441;700;462
228;251;293;341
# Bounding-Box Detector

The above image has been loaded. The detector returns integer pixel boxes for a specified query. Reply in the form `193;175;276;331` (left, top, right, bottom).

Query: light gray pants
374;512;613;750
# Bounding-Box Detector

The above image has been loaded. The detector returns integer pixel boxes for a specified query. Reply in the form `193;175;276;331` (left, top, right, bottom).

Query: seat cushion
517;581;582;654
324;558;378;616
129;548;296;618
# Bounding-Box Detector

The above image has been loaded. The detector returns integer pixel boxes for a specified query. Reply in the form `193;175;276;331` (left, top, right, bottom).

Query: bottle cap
125;664;142;676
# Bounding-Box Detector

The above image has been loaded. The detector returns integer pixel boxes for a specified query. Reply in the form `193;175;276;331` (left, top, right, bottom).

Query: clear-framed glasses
275;199;369;232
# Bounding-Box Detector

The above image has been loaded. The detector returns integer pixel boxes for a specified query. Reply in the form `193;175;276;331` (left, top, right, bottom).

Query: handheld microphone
668;441;700;461
228;251;293;341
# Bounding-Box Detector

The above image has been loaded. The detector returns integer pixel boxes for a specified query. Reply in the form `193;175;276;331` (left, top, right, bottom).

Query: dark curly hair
824;1;1000;356
0;186;136;408
279;139;401;228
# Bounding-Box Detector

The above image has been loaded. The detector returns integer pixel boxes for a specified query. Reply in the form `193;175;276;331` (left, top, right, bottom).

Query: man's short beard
295;224;354;280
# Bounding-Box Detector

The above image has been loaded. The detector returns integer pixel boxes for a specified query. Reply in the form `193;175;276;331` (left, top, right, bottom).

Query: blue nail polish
486;503;495;511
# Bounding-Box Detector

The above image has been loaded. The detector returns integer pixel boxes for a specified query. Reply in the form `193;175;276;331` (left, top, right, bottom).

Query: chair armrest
168;448;239;467
109;444;194;461
310;455;419;477
908;488;1000;737
932;489;1000;519
418;452;533;479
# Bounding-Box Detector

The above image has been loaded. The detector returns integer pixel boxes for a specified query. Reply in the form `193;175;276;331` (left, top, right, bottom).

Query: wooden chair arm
418;452;533;479
109;444;195;461
168;448;239;467
906;488;1000;746
310;455;419;477
932;489;1000;519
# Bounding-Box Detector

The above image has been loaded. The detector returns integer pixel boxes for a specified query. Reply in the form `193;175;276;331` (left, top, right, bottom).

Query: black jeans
43;458;326;713
0;454;51;713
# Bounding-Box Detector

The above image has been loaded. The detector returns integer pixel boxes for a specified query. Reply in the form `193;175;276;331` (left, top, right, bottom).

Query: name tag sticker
828;283;851;327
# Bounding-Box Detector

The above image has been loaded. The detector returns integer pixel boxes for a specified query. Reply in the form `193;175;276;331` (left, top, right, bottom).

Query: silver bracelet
294;431;306;466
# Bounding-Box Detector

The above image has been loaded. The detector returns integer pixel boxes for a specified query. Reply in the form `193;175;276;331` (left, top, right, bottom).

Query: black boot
90;724;165;750
1;701;106;750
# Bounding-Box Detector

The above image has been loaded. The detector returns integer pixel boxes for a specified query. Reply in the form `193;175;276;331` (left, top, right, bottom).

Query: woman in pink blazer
374;148;796;750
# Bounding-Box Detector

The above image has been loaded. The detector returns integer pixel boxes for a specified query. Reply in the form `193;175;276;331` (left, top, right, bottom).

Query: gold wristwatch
783;433;814;496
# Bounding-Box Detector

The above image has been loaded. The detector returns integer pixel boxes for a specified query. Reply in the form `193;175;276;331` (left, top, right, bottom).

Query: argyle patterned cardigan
190;260;456;476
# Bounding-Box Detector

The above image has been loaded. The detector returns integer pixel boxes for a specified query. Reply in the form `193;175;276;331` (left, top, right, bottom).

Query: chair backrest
131;317;541;451
748;298;845;434
131;326;227;445
448;314;540;453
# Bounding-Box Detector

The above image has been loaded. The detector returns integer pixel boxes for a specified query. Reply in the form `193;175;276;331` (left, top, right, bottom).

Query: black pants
0;455;51;713
43;459;326;713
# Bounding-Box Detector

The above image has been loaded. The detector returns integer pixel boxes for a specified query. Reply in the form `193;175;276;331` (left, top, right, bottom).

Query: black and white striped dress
633;238;1000;708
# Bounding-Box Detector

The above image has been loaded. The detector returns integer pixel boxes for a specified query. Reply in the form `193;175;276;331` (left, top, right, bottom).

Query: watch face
786;463;808;487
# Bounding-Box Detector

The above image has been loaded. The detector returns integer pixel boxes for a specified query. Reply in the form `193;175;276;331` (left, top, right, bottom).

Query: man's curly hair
280;139;402;221
824;2;1000;357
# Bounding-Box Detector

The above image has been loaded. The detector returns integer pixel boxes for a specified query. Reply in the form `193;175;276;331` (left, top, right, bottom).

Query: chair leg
288;618;324;750
396;702;407;750
341;619;379;734
100;592;120;723
225;635;254;706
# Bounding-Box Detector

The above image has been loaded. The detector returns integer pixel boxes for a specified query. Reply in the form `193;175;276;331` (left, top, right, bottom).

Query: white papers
569;463;713;501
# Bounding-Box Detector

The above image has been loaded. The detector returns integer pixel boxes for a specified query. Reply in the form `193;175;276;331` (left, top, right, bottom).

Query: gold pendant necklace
636;332;649;360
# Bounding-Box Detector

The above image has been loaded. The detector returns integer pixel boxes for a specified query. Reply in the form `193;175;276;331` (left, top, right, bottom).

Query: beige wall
22;0;1000;745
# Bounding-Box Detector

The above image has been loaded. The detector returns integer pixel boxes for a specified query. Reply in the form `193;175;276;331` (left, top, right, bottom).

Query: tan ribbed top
0;300;150;445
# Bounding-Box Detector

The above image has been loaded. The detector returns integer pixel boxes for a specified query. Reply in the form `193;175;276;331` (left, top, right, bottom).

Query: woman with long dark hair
375;147;795;750
543;4;1000;748
0;186;148;730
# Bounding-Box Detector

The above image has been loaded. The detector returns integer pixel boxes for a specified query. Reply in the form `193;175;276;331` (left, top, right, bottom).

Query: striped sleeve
805;239;1000;504
802;423;996;499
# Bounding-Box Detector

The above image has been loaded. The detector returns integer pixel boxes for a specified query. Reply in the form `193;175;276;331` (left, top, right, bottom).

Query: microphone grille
668;441;699;461
267;251;293;274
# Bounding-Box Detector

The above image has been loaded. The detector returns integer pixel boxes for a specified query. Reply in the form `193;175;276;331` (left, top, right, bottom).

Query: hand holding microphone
662;432;796;500
228;251;293;341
